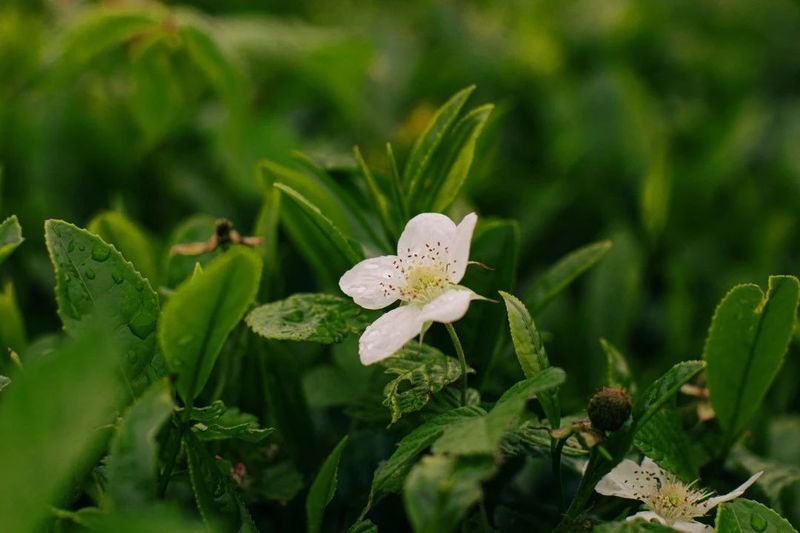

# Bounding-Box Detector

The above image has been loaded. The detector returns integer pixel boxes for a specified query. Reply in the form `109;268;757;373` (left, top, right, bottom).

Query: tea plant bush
2;2;800;532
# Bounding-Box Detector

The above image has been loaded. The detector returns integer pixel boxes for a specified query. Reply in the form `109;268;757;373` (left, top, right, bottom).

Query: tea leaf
159;247;262;403
703;275;800;447
499;291;560;428
632;360;704;430
634;408;697;482
306;436;349;533
187;400;274;443
432;396;525;456
45;220;159;395
88;210;158;284
247;293;369;343
715;498;796;533
0;214;24;266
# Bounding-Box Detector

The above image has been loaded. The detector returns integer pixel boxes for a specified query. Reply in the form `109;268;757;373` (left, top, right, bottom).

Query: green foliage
729;447;800;514
601;338;636;393
45;220;159;396
0;214;23;266
632;360;705;430
594;521;676;532
306;436;348;533
88;210;159;284
500;291;561;428
0;331;121;533
432;396;524;456
715;499;797;533
187;400;274;443
105;379;175;511
159;247;261;403
382;343;464;424
703;276;800;448
0;281;26;359
246;293;369;343
634;408;697;482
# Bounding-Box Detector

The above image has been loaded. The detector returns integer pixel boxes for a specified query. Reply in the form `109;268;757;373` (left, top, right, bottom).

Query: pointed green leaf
246;293;369;343
105;379;174;511
306;436;349;533
632;360;705;430
601;338;636;393
0;331;121;533
159;247;262;403
703;275;800;446
403;455;494;533
0;214;24;266
526;240;612;314
382;344;463;424
499;291;561;428
715;499;796;533
432;396;526;456
187;400;274;443
495;367;566;407
185;432;257;533
88;210;158;284
634;408;697;482
45;220;159;394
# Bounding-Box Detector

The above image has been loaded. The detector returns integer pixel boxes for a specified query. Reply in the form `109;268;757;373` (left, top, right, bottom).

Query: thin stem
445;323;468;406
551;438;566;514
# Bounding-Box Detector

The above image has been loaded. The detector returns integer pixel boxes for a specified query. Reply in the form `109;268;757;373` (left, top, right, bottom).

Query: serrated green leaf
187;400;274;443
105;379;174;511
382;344;463;424
594;520;676;532
601;338;636;393
366;406;485;510
526;240;612;314
0;214;24;266
634;408;697;482
703;276;800;447
428;103;493;212
715;498;796;533
0;331;121;533
633;360;705;430
729;447;800;513
405;86;475;200
185;432;257;533
88;210;158;284
495;367;566;407
45;220;159;396
246;293;369;343
499;291;561;428
403;455;494;533
159;247;262;403
307;436;349;533
432;395;525;456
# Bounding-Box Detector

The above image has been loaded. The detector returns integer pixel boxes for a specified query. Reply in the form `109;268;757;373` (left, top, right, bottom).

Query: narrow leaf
526;240;612;314
306;436;349;533
159;247;262;403
703;275;800;446
499;291;561;428
632;360;705;430
246;293;369;343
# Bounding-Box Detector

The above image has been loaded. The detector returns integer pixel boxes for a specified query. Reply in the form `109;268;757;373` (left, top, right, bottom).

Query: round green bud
588;387;632;432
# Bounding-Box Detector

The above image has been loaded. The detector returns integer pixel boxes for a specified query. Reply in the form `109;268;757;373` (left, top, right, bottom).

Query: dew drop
78;244;86;252
91;245;110;262
128;316;156;340
750;513;767;531
135;282;144;292
112;270;124;284
85;268;95;280
67;240;75;252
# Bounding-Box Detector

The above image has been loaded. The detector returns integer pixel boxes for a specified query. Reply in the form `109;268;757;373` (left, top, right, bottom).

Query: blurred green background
3;0;800;415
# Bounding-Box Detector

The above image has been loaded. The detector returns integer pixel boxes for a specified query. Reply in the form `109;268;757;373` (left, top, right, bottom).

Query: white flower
595;456;763;532
339;212;479;365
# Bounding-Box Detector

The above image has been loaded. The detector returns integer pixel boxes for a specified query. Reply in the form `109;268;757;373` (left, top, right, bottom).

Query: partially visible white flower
595;456;763;532
339;212;479;365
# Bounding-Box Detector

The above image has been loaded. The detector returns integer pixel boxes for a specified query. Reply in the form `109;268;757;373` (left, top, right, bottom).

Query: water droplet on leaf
85;268;95;280
112;270;124;284
750;513;767;531
91;245;110;262
78;244;86;252
128;316;156;340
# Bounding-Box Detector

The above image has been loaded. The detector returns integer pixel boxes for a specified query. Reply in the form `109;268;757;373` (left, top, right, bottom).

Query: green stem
551;437;566;514
555;448;601;531
445;323;468;406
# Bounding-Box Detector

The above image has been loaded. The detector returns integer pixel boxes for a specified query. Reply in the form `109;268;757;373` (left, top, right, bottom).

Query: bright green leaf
159;247;262;403
729;446;800;514
187;400;274;443
494;367;566;407
715;498;796;533
703;276;800;446
88;210;159;284
306;436;349;533
634;407;697;482
246;293;369;343
432;396;525;456
632;360;704;430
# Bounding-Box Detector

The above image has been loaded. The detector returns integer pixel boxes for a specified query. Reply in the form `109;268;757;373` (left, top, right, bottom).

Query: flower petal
596;459;659;501
698;471;763;513
672;521;713;533
420;289;473;323
449;212;477;283
626;511;666;525
640;457;669;486
397;213;456;264
358;305;424;365
339;255;404;310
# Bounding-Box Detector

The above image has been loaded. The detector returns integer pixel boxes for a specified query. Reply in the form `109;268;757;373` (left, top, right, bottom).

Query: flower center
646;482;708;524
399;263;450;303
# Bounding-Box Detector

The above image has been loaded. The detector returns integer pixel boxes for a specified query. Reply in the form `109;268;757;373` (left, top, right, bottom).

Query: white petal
449;212;477;283
358;305;424;365
339;256;403;310
596;459;658;501
698;471;763;513
420;289;473;324
626;511;666;525
397;213;456;263
672;521;713;533
640;457;669;486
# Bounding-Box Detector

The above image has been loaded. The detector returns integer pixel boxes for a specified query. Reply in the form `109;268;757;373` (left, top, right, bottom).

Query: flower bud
588;387;632;432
